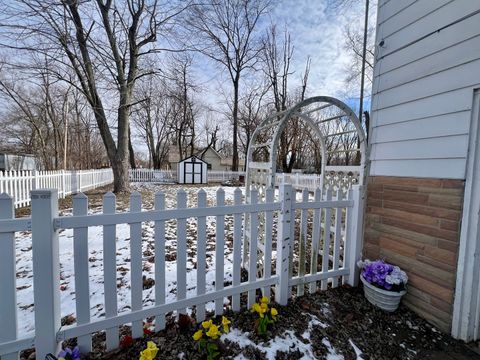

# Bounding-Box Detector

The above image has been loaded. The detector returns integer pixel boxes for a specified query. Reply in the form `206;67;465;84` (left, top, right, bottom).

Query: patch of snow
348;339;363;359
233;355;248;360
301;313;328;340
322;338;344;360
223;327;342;360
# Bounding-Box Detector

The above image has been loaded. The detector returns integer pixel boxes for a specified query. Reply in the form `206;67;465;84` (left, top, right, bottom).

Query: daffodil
206;324;221;339
193;329;203;341
139;341;159;360
271;307;278;319
202;319;213;329
251;303;261;313
221;316;231;333
260;302;268;311
261;296;269;304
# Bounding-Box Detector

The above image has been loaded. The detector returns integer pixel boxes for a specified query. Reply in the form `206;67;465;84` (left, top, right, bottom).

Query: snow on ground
15;183;242;335
222;313;362;360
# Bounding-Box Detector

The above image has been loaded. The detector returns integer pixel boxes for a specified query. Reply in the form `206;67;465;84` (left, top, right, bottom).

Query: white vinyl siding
370;0;480;179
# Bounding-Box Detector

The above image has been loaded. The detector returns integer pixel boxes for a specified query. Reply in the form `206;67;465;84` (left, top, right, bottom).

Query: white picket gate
0;184;363;359
0;169;114;208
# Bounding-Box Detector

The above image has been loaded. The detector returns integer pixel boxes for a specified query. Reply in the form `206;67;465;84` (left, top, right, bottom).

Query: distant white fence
129;169;245;183
129;169;176;183
129;168;358;193
276;166;361;193
0;184;363;359
0;169;114;208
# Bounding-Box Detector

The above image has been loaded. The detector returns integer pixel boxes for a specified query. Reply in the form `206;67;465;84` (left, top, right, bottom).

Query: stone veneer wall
363;176;464;332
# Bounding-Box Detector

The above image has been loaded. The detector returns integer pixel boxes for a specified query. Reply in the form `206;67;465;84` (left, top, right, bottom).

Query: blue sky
191;0;373;112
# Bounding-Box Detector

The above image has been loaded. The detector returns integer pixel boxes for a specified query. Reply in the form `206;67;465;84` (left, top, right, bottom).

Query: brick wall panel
363;176;464;334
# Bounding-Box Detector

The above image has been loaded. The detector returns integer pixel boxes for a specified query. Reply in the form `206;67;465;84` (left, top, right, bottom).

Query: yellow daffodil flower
251;303;261;313
193;329;203;341
139;341;159;360
202;319;212;329
222;316;231;333
271;307;278;319
260;303;268;311
206;324;221;339
261;296;269;304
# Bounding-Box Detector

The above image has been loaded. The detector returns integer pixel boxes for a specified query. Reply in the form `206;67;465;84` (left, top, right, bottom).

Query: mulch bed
47;286;480;360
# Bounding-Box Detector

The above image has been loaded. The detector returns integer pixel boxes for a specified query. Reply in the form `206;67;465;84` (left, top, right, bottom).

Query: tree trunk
128;126;136;169
112;157;129;193
232;79;240;171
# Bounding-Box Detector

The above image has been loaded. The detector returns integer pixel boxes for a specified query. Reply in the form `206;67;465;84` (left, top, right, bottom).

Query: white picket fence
129;168;359;193
0;169;114;208
0;184;363;359
129;169;245;183
129;169;176;183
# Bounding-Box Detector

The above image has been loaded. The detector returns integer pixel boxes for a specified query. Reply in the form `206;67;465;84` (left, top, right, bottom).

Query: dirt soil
49;286;480;360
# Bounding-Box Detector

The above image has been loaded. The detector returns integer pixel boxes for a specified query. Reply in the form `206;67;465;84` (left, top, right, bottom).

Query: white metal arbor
243;95;367;267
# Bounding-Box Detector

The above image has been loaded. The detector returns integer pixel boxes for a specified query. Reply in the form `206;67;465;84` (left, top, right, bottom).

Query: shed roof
178;155;208;164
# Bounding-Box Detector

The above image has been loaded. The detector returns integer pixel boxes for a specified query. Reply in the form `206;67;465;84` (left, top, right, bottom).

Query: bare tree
0;64;107;170
261;24;313;172
0;0;190;192
237;81;269;164
131;77;173;169
184;0;271;171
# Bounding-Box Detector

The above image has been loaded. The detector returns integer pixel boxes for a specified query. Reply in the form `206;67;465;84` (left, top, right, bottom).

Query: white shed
177;155;208;184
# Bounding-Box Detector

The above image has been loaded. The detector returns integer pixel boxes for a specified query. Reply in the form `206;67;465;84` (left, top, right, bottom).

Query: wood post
0;193;18;360
346;185;364;287
275;184;293;305
31;189;61;359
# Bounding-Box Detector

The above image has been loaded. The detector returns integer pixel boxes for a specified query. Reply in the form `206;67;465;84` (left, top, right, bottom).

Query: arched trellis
243;95;367;268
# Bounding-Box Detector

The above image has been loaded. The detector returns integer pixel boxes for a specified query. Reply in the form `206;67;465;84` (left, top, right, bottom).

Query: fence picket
247;189;259;308
196;190;207;321
0;194;18;360
263;188;274;298
321;189;333;291
154;192;166;331
309;188;322;293
215;188;225;315
73;193;92;352
176;190;187;315
103;192;119;350
332;190;344;288
129;192;143;338
232;188;243;311
298;189;309;296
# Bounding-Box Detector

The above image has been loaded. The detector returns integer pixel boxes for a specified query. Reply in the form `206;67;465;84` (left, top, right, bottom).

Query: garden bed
50;286;479;360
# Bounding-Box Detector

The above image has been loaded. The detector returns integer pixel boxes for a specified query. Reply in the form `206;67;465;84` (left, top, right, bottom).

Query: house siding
370;0;480;179
364;176;464;332
366;0;480;333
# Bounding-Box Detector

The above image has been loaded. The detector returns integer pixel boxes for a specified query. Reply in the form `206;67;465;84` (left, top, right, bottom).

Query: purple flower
58;346;80;360
360;259;407;291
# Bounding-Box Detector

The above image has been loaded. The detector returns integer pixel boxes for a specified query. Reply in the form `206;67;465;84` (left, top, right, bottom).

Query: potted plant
358;259;408;312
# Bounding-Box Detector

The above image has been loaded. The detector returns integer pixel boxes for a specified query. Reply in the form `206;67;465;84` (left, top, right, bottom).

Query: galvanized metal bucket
361;275;407;312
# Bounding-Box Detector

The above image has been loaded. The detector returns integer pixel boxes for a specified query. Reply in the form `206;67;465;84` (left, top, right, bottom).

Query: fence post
275;184;293;305
0;194;18;360
346;185;364;287
61;170;66;199
31;169;37;191
32;189;61;359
